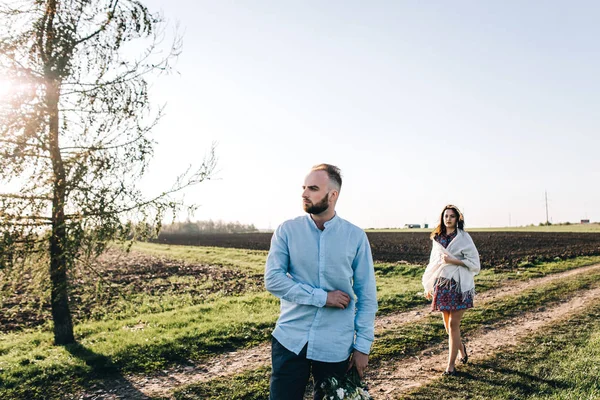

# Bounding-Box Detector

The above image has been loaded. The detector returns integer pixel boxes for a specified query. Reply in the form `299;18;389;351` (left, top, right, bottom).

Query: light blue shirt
264;214;378;362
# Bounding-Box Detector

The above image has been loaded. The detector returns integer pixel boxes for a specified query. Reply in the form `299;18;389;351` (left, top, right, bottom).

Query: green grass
131;242;268;275
371;267;600;362
0;245;266;330
174;367;272;400
2;255;600;399
404;302;600;400
169;264;600;400
132;241;600;320
374;263;429;314
0;292;279;399
70;276;265;325
375;256;600;315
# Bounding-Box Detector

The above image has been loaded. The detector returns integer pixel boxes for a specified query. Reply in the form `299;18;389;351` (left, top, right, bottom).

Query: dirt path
81;263;600;399
368;284;600;399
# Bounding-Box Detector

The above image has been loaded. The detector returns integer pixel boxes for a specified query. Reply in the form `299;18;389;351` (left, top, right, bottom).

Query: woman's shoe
460;341;468;364
442;369;457;377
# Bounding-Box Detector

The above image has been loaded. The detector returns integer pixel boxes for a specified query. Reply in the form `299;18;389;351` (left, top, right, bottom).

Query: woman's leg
446;309;466;372
442;311;450;334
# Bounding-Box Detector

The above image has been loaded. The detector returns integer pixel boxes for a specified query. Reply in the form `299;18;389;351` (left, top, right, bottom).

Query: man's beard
303;192;329;214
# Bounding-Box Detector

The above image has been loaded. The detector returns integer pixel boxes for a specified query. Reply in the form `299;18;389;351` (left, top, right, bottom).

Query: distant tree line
159;220;259;235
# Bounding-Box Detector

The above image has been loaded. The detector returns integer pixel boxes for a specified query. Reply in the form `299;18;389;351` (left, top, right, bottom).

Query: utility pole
545;190;549;225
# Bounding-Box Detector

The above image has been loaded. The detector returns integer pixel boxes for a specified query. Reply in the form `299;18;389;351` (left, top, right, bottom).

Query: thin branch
3;221;52;227
63;176;204;219
73;0;120;45
0;139;46;151
0;214;52;221
60;132;146;152
0;193;52;201
2;152;52;159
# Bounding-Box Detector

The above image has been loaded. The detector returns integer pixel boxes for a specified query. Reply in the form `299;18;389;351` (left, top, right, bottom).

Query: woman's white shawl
422;229;481;301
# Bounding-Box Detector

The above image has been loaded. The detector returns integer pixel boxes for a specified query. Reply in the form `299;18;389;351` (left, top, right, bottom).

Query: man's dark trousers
270;337;349;400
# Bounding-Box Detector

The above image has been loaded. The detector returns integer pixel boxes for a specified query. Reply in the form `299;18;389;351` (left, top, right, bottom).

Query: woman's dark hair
430;204;465;239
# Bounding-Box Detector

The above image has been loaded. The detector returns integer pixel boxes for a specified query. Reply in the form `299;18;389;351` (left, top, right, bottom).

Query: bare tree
0;0;215;345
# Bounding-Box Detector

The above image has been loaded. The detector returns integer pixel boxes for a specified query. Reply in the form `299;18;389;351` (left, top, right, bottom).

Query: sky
133;0;600;230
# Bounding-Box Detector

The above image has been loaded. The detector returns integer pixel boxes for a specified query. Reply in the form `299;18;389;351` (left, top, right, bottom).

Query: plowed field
155;231;600;269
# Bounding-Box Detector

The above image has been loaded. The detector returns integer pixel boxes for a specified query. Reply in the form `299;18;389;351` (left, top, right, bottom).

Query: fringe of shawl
434;277;476;303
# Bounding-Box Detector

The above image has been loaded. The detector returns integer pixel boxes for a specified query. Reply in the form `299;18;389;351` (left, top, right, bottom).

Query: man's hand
326;290;350;309
347;349;369;378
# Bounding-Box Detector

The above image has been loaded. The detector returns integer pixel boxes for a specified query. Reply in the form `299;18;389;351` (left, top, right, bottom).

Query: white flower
336;388;345;399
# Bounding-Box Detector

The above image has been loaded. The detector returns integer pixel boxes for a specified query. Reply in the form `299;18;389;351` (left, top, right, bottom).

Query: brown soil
155;231;600;269
0;248;263;332
80;263;600;399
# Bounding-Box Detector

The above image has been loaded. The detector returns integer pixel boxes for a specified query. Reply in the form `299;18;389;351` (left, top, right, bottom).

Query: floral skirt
432;278;473;312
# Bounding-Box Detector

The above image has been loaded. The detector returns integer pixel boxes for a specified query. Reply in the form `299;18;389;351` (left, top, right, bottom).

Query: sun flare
0;79;14;101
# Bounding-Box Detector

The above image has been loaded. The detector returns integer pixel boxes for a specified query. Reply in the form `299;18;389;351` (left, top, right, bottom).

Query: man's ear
329;190;339;204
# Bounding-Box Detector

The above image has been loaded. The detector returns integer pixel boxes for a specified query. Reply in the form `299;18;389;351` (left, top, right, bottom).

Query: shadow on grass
104;323;273;375
457;361;570;396
406;363;572;400
65;343;151;399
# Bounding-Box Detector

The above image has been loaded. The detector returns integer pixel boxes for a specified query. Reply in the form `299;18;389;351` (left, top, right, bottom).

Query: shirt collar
306;212;339;230
323;212;339;228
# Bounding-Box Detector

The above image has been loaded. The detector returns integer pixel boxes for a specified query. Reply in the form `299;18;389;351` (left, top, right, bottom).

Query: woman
422;204;480;376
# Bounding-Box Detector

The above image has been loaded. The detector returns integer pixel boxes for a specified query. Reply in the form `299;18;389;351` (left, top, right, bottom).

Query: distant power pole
545;190;549;225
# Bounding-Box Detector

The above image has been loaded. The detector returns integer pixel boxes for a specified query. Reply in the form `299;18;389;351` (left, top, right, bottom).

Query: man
265;163;378;400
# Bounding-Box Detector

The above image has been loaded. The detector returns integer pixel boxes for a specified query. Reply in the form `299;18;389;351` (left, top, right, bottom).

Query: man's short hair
311;163;342;191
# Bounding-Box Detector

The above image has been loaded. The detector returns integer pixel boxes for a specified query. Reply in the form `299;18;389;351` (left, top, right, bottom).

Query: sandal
460;341;468;364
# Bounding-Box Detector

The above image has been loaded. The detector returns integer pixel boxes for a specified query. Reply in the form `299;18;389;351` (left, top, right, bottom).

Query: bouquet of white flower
320;367;371;400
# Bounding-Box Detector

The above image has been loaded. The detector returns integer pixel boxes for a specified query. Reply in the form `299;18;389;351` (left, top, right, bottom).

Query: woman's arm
441;253;467;267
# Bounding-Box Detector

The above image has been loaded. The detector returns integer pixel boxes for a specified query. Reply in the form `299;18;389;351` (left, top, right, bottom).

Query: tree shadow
458;361;571;396
65;343;151;399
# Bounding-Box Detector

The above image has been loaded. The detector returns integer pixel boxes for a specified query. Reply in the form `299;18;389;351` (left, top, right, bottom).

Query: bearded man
264;163;378;400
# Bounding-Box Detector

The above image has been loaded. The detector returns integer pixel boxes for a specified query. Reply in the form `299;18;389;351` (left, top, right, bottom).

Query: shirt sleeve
351;232;378;354
264;224;328;307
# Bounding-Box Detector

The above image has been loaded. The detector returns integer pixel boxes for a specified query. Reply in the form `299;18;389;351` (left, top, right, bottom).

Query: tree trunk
48;78;75;345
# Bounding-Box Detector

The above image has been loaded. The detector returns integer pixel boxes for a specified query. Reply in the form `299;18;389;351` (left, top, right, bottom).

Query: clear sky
136;0;600;229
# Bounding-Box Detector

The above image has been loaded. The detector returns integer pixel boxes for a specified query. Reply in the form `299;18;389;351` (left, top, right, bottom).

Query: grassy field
1;244;600;399
404;301;600;400
131;242;268;275
170;265;600;399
